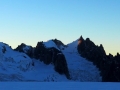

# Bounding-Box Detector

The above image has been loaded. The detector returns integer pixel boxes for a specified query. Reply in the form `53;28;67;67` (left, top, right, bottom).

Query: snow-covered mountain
0;38;102;82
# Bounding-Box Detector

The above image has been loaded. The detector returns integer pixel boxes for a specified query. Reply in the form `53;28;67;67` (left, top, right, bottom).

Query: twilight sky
0;0;120;55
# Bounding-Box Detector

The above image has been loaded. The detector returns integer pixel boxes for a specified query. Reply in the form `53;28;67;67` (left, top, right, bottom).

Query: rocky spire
117;52;120;56
79;35;84;41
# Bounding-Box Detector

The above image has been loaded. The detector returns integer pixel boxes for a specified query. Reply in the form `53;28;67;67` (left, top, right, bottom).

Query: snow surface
0;42;33;81
21;59;69;82
63;39;79;53
0;82;120;90
43;40;60;50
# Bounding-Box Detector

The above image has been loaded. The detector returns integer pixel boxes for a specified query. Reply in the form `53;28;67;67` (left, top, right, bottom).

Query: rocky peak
15;43;33;58
52;39;66;49
117;52;120;56
99;44;103;49
15;43;26;52
79;35;84;41
86;38;90;41
78;35;84;44
108;53;114;58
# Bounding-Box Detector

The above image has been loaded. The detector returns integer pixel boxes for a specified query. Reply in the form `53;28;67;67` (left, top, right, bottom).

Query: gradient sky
0;0;120;55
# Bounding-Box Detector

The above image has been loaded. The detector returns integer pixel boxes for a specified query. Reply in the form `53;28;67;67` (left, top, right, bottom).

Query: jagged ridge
77;36;120;82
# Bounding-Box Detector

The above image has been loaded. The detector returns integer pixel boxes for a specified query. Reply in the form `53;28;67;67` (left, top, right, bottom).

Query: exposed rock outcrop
52;39;67;50
77;35;120;82
54;53;70;79
15;43;33;58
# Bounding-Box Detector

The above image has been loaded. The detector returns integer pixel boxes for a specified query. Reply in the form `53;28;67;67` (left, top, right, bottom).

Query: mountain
14;39;101;81
1;36;119;82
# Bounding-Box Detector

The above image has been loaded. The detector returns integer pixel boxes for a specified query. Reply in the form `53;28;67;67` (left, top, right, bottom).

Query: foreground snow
0;82;120;90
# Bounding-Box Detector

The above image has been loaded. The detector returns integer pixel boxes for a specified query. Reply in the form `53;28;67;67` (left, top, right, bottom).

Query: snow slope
63;39;79;53
22;59;68;82
0;42;33;81
43;40;60;50
62;40;102;81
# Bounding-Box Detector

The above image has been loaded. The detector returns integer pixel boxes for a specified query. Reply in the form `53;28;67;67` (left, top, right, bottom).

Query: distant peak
86;38;90;41
117;52;120;56
78;35;84;45
79;35;84;41
100;44;103;48
21;43;26;46
52;39;65;46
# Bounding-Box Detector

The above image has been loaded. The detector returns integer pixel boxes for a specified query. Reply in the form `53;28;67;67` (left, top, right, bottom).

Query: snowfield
0;82;119;90
43;40;60;50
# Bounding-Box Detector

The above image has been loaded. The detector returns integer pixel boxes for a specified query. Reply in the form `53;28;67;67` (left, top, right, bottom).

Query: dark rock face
34;42;59;64
34;42;70;79
54;53;70;79
78;36;106;69
15;43;25;52
77;36;120;82
34;42;47;60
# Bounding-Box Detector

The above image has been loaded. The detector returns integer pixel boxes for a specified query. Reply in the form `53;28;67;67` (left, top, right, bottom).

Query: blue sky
0;0;120;55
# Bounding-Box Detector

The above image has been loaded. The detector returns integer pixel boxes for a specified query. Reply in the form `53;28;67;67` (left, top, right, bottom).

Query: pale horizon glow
0;0;120;55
